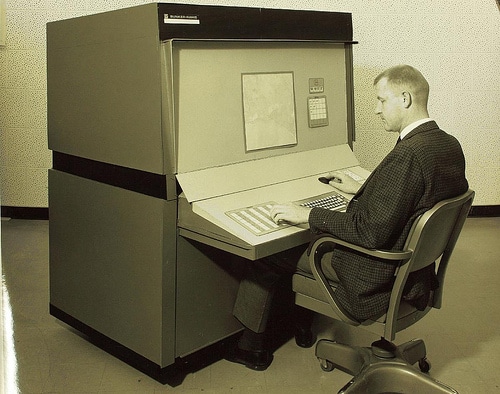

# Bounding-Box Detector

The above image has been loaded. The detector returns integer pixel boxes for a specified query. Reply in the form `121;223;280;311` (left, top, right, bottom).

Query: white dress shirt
400;118;433;140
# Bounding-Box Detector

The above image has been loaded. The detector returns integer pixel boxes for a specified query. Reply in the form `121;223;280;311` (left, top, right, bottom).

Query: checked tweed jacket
308;121;468;321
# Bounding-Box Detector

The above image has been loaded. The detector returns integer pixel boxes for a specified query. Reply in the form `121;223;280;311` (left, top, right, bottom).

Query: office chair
293;189;474;394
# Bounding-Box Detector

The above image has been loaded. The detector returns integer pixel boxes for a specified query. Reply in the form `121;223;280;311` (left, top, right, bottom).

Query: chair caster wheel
419;357;431;373
319;358;334;372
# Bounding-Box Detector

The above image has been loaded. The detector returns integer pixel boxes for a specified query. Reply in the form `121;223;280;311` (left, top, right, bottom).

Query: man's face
374;78;404;133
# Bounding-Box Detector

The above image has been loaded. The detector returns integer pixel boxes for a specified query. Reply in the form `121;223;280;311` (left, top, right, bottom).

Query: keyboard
226;192;348;236
226;202;290;236
339;168;365;183
298;192;349;211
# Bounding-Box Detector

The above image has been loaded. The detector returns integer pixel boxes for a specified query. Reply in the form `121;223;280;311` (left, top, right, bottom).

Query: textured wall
0;0;498;207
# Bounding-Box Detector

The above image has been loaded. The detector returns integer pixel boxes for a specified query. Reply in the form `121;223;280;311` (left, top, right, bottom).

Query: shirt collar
400;118;433;140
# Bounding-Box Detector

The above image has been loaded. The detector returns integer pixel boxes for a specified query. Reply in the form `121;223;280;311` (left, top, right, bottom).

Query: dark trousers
232;244;338;334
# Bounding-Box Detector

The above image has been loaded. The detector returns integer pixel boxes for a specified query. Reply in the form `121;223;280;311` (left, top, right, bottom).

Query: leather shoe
294;327;315;348
225;346;273;371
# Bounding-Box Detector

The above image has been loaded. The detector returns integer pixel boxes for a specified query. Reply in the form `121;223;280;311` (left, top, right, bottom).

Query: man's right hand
325;171;361;195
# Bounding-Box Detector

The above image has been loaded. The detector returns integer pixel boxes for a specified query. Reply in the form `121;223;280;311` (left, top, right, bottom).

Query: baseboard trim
468;205;500;217
1;205;498;221
1;206;49;220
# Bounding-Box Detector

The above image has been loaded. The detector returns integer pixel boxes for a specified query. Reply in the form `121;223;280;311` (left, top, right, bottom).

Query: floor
1;217;499;393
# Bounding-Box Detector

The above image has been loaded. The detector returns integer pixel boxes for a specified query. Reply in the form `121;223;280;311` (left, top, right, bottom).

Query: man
226;65;469;371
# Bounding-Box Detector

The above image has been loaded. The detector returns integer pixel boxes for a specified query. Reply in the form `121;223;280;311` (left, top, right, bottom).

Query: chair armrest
307;234;413;326
308;233;413;261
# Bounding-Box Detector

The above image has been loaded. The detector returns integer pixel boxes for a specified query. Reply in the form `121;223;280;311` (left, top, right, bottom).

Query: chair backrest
404;189;475;274
383;189;475;338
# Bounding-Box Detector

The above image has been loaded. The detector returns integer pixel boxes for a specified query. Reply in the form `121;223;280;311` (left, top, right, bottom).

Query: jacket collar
403;120;439;141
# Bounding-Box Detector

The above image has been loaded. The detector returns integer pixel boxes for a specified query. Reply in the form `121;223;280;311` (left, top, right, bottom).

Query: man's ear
402;91;412;108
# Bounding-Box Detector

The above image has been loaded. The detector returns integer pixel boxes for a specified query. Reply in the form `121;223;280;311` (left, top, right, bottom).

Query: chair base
315;338;458;394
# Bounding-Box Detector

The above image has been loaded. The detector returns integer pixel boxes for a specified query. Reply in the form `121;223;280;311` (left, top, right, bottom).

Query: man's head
374;65;430;133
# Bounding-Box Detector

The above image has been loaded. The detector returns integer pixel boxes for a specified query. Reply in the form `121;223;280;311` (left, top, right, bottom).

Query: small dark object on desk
318;176;341;184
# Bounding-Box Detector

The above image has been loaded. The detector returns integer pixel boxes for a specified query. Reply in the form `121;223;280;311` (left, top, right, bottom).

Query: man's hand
325;171;361;195
270;203;311;225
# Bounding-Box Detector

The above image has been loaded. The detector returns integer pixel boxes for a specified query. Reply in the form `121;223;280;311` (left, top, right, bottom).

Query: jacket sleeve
308;146;425;250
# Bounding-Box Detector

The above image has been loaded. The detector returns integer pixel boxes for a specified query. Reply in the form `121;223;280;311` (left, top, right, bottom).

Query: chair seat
292;272;418;324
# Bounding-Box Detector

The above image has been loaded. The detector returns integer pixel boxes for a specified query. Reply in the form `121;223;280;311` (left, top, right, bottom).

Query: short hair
374;65;430;106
